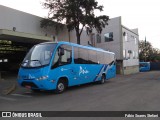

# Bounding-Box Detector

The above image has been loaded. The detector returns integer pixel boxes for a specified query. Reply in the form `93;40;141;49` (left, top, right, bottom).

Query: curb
2;83;17;95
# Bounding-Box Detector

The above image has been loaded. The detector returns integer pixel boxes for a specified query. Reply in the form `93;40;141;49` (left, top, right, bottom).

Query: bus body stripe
93;65;107;82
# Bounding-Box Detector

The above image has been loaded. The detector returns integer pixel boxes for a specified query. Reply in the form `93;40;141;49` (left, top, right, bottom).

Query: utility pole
144;36;147;62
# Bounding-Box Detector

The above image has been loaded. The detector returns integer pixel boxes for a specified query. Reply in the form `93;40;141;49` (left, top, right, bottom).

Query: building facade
95;17;139;74
0;5;90;44
0;5;139;74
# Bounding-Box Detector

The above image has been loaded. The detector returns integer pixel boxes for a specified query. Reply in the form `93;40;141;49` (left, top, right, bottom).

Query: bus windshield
21;43;57;68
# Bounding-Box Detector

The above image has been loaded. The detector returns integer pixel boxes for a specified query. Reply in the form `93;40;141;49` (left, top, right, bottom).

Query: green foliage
40;18;64;35
139;40;160;62
41;0;109;44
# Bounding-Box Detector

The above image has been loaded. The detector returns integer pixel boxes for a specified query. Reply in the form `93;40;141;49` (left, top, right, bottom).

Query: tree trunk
76;30;81;44
77;35;80;45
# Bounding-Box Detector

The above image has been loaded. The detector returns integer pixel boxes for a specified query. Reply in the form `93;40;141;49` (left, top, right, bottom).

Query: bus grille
21;82;38;88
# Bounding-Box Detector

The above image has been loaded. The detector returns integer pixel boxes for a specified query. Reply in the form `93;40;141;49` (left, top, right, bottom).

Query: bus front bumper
18;79;57;90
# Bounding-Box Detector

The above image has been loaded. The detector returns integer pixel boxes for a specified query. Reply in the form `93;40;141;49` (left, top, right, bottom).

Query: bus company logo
2;112;11;117
79;66;89;75
61;68;69;71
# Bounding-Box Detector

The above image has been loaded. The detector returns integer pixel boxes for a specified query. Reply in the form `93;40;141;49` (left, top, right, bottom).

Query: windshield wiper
21;61;28;66
21;60;42;66
30;60;42;66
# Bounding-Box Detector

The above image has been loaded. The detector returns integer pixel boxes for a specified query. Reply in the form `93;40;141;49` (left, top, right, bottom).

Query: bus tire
99;75;106;84
55;79;66;94
32;89;40;92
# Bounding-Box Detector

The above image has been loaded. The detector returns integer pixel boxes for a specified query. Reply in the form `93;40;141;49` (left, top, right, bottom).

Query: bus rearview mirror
58;48;64;56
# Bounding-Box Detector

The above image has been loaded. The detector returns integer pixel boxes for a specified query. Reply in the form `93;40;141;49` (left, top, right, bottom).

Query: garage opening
0;40;34;72
0;29;52;79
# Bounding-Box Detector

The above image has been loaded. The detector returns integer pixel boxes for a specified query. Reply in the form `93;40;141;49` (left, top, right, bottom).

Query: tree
41;0;109;44
150;48;160;62
139;40;152;61
139;40;160;62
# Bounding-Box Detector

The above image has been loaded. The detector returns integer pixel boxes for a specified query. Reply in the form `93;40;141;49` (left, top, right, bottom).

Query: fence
150;62;160;70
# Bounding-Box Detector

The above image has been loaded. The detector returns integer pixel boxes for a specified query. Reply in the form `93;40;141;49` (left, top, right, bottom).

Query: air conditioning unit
128;50;132;54
123;32;126;36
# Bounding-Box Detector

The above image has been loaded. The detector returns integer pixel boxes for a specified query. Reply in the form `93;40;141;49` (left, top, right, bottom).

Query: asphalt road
0;71;160;119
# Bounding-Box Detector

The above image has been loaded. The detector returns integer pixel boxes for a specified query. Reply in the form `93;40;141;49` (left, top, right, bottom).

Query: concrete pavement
0;71;160;110
0;72;18;95
0;71;160;120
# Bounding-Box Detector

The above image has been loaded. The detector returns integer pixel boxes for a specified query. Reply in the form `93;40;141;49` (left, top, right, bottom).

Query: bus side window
88;50;97;64
51;45;72;69
97;52;104;64
74;47;88;64
60;48;72;64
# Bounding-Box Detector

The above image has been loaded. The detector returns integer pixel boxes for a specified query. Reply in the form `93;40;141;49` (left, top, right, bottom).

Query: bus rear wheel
55;80;66;94
99;75;106;84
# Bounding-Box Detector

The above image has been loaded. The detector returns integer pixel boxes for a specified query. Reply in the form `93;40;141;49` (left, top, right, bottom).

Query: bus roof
140;62;150;64
40;41;115;55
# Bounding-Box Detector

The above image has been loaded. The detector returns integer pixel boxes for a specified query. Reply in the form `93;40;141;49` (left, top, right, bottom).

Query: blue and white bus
139;62;150;72
18;41;116;93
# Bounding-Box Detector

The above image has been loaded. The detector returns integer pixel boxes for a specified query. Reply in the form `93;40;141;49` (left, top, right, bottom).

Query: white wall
0;5;49;35
0;5;71;42
96;17;122;60
122;26;139;67
69;30;90;45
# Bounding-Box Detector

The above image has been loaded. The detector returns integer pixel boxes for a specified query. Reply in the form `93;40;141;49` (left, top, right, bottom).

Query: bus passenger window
88;50;97;64
74;47;88;64
52;45;72;69
61;48;72;64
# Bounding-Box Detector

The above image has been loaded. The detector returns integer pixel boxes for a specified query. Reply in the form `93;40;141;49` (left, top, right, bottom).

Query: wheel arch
102;73;106;79
58;76;69;87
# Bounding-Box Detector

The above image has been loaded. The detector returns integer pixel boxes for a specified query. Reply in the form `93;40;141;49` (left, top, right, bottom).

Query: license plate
25;85;31;89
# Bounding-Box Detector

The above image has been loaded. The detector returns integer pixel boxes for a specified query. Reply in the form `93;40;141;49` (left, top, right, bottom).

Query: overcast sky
0;0;160;49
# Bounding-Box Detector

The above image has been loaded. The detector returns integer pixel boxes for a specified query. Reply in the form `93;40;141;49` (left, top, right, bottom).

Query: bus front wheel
55;79;66;94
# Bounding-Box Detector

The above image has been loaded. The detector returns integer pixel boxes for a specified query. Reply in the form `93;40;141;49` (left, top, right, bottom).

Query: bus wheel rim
58;83;64;91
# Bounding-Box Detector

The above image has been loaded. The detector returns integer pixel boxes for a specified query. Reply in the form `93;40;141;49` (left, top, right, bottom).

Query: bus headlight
36;76;48;81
